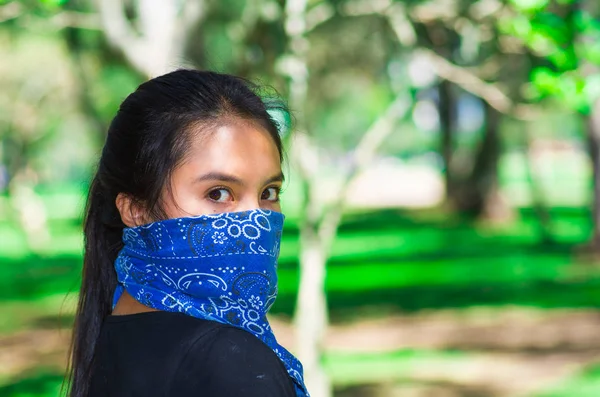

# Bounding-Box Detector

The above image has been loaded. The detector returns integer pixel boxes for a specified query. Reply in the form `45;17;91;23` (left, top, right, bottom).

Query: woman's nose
235;197;261;212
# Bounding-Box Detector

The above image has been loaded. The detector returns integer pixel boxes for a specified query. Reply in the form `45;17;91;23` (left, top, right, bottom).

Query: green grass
0;207;597;313
0;371;65;397
0;293;76;334
534;363;600;397
1;193;599;396
325;349;471;386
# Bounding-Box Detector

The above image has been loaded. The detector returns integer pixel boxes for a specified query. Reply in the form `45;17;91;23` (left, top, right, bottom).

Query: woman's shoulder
172;320;297;396
102;311;296;396
103;311;274;356
104;311;225;342
105;311;275;359
180;321;290;375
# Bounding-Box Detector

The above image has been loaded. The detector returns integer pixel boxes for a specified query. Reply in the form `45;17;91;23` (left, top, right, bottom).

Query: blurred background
1;0;600;396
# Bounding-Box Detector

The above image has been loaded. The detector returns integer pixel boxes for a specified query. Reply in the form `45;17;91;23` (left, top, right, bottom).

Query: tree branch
353;94;413;169
421;48;511;112
0;1;22;23
51;11;101;30
386;2;417;47
305;2;335;32
409;0;457;23
96;0;149;75
96;0;137;46
305;0;394;33
417;48;541;120
182;0;205;32
1;7;101;30
469;0;504;21
318;92;412;246
96;0;205;77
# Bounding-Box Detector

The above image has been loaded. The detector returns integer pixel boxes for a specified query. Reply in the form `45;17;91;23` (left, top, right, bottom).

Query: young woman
68;70;308;397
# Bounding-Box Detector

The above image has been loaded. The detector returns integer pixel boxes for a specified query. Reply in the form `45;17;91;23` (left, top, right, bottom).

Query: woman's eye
261;187;280;202
208;188;232;202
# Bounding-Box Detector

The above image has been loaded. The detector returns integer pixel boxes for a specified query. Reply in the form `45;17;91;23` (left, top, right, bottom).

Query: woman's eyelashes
207;187;232;203
205;186;281;204
261;186;281;202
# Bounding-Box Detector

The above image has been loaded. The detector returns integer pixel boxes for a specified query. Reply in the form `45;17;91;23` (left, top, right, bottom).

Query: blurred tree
278;2;414;396
404;0;534;219
277;1;541;393
579;1;600;248
96;0;205;77
0;0;143;249
4;2;598;396
502;0;600;246
0;0;90;250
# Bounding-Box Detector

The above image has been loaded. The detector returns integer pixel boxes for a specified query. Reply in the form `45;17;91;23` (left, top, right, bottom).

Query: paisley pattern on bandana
113;209;308;397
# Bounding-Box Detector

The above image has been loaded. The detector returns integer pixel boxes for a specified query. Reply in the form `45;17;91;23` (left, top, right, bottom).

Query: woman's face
161;119;283;219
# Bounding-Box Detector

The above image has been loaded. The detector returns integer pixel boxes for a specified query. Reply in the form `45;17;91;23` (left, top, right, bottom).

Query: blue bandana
113;209;308;396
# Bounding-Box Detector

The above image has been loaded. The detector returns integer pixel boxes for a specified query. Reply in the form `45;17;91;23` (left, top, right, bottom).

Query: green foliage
509;0;550;13
0;2;598;396
529;69;591;112
94;65;143;122
503;3;600;113
38;0;67;8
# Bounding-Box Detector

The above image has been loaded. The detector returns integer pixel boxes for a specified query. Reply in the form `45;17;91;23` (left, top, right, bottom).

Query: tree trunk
524;123;553;242
62;26;109;143
587;98;600;248
97;0;205;78
280;0;331;395
294;222;330;397
438;79;456;199
8;169;50;252
456;101;510;221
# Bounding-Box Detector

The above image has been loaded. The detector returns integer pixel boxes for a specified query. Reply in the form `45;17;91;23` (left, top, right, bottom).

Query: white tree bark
588;98;600;247
294;221;330;397
96;0;205;78
9;173;50;252
318;94;412;250
280;3;415;397
291;93;411;397
280;0;332;395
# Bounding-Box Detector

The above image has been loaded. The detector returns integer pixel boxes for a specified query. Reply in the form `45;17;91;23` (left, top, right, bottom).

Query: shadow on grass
284;206;592;235
279;206;592;267
0;255;81;301
278;239;581;269
334;381;494;397
271;278;600;322
1;208;596;323
32;314;76;329
0;371;65;397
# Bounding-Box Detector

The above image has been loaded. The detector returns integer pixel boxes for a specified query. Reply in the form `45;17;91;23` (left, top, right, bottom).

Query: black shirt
89;311;296;397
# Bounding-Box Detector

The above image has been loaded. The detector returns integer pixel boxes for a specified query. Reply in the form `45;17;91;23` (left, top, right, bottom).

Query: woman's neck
111;290;159;315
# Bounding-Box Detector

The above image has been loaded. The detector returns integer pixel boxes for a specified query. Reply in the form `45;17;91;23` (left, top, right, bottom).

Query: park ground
1;157;600;397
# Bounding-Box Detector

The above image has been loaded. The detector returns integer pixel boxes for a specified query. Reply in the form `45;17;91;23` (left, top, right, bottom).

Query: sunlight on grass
0;293;76;334
0;371;64;397
535;363;600;397
325;349;469;386
0;197;598;397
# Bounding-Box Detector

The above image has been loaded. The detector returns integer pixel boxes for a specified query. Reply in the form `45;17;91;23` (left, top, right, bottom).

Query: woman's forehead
176;122;282;183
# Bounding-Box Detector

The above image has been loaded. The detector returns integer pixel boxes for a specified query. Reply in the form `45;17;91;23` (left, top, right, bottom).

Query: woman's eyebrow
193;171;285;186
194;172;244;185
265;172;285;185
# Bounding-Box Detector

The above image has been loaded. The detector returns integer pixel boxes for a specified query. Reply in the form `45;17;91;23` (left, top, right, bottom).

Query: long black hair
67;70;286;397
